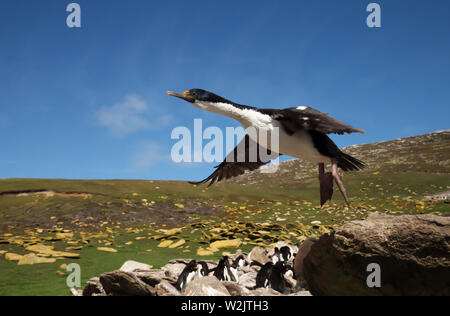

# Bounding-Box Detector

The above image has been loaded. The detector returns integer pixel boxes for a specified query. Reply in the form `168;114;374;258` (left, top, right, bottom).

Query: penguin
213;256;234;282
272;247;281;264
234;255;247;268
197;261;210;278
229;256;246;283
254;262;274;288
285;264;296;279
270;262;289;294
280;246;293;262
176;260;198;291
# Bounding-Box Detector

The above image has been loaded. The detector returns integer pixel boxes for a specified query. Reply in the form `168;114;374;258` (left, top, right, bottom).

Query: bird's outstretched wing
190;135;279;186
272;107;365;136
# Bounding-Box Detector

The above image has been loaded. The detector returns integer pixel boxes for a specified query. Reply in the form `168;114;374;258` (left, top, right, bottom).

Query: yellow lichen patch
66;246;83;251
163;228;183;236
18;253;56;265
55;232;74;240
157;240;174;248
97;247;118;253
5;253;23;261
209;239;242;250
168;239;186;249
197;248;215;256
26;244;54;253
24;243;79;258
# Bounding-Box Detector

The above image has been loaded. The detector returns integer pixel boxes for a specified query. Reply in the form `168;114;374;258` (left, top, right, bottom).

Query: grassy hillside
0;131;449;295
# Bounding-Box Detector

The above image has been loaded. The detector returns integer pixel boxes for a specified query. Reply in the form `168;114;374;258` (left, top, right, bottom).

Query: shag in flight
167;89;365;206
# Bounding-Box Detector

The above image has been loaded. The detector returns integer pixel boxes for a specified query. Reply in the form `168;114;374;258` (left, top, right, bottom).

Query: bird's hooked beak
166;90;195;103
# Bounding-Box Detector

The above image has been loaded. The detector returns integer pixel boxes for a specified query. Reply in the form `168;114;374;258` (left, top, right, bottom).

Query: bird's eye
191;92;196;96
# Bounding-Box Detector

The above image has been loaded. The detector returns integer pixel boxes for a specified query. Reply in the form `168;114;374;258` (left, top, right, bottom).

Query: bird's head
167;89;233;111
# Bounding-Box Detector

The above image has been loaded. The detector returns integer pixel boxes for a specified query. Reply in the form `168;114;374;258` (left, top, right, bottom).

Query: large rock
238;271;257;289
161;261;189;280
155;280;181;296
247;247;270;265
304;213;450;296
135;270;168;287
184;276;230;296
120;260;152;273
294;237;318;289
100;271;155;296
82;277;105;296
222;282;252;296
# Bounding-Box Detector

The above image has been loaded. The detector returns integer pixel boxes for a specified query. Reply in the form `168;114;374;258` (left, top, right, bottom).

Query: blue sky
1;0;449;180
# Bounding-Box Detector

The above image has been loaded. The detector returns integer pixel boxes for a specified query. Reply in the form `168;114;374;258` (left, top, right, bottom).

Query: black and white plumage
167;89;366;206
197;261;210;278
254;262;274;289
280;246;294;262
212;256;236;282
175;260;198;291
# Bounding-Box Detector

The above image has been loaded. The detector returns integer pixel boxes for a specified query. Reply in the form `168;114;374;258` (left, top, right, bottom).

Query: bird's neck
194;101;266;128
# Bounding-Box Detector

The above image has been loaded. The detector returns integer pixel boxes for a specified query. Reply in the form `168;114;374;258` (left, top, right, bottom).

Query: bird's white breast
195;100;328;163
248;119;328;164
276;127;328;163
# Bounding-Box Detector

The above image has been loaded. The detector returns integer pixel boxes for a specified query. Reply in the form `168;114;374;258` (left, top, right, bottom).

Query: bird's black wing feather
190;135;279;186
273;107;365;136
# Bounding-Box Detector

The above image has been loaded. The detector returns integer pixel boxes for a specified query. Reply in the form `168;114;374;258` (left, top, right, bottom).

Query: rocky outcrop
184;276;231;296
294;237;317;289
78;247;309;297
100;271;155;296
303;213;450;296
120;260;152;273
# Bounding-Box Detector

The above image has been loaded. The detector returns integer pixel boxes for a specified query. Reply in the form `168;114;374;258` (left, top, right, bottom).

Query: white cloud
95;94;150;136
95;94;176;136
156;114;175;127
131;142;169;168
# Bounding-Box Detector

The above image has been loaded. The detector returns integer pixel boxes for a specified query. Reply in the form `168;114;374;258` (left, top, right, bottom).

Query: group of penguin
175;246;297;294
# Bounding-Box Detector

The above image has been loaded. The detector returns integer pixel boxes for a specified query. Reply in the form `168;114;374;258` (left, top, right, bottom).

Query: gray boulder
247;247;270;265
294;237;318;289
100;270;155;296
120;260;152;273
184;276;230;296
222;282;252;296
82;277;106;296
304;213;450;296
155;280;181;296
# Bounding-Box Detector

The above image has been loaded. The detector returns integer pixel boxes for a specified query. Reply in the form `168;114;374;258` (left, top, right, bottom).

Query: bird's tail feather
337;152;365;172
